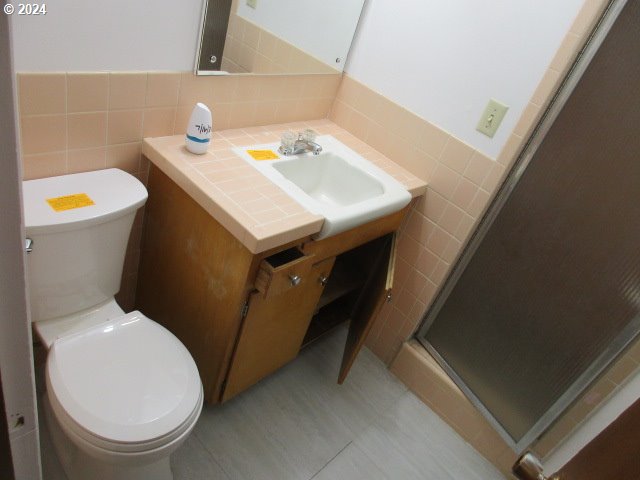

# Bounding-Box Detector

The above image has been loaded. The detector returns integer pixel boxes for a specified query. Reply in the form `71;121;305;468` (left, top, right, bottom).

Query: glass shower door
418;0;640;451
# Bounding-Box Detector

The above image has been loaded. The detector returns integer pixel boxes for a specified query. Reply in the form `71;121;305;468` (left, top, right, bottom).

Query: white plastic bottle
185;103;212;154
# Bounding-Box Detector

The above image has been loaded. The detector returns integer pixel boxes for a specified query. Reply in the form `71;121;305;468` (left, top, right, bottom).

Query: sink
272;153;384;207
234;135;411;239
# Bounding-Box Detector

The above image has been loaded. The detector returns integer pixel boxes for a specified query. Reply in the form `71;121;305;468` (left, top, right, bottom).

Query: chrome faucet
279;129;323;156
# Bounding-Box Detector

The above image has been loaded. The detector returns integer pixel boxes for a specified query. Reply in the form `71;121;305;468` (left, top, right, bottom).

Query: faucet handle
299;129;317;143
280;130;297;153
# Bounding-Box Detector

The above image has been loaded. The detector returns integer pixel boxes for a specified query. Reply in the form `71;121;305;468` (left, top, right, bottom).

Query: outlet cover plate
476;99;509;138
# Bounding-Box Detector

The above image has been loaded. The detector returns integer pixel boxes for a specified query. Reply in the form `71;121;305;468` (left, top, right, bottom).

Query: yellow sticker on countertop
46;193;95;212
246;149;279;161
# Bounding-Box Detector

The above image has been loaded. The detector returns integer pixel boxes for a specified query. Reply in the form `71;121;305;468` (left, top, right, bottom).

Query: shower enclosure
417;0;639;452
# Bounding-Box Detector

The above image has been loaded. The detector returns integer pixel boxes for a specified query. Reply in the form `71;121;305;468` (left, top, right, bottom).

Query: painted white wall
11;0;204;71
236;0;365;71
346;0;585;158
1;13;42;480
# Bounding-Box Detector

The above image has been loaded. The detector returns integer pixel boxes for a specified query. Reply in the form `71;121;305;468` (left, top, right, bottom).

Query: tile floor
39;328;505;480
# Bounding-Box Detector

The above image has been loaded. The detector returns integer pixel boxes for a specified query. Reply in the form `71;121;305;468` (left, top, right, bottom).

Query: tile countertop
142;119;427;254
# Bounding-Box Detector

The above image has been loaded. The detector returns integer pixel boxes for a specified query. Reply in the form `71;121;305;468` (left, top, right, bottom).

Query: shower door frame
416;0;634;453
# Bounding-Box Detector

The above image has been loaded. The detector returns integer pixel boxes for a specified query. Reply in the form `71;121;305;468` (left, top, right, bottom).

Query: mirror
195;0;366;75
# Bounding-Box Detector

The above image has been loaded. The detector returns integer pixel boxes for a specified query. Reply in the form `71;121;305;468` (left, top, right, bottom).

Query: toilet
23;168;203;480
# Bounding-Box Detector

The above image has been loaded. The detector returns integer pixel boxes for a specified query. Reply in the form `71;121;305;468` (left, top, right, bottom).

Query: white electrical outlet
246;0;258;9
476;99;509;138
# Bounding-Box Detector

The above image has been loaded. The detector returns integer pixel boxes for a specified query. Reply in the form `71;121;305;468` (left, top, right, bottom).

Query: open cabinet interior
303;234;394;348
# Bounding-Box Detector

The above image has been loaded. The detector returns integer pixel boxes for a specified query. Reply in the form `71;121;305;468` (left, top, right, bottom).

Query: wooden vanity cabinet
221;254;335;401
137;165;406;403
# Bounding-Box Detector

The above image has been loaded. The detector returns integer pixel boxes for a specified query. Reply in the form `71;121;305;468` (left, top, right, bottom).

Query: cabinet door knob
289;274;302;286
319;275;328;286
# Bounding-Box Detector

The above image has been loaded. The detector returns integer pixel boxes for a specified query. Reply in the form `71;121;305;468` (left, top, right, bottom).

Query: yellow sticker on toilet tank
246;149;279;161
46;193;95;212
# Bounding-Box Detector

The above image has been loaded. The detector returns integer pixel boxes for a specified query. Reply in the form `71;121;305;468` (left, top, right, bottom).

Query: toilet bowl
23;169;203;480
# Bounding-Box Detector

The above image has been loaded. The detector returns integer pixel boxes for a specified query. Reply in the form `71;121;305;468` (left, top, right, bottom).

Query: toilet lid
46;312;202;445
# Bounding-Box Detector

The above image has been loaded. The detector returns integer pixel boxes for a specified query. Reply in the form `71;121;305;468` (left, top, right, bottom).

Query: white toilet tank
23;169;148;322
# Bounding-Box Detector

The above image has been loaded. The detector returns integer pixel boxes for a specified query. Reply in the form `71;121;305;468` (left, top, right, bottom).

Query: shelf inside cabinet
317;257;365;309
302;296;353;347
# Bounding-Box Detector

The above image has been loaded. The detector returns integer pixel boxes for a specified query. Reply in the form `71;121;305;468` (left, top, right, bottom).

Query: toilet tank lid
23;169;147;234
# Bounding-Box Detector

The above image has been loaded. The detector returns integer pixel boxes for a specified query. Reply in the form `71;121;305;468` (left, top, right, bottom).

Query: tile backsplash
18;72;340;180
330;74;511;364
17;71;341;309
222;13;337;75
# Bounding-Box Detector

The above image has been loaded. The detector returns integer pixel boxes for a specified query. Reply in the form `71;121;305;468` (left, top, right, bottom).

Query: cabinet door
338;233;397;383
222;256;335;401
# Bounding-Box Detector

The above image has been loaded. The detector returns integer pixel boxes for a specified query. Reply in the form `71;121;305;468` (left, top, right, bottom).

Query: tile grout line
307;440;353;480
190;428;234;480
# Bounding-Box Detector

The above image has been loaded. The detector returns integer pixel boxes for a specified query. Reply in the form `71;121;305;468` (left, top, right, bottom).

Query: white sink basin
234;135;411;239
273;153;384;207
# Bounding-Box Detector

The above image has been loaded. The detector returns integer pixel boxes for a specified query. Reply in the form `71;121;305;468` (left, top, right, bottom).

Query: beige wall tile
67;112;107;149
238;44;257;72
566;376;617;424
467;189;491;218
107;110;143;144
426;225;451;259
21;115;66;155
451;177;480;211
472;427;511;467
497;133;524;166
605;355;639;385
146;73;180;107
405;148;438;182
67;147;106;174
627;338;640;363
18;73;66;115
242;21;260;48
430;259;449;285
253;101;278;126
513;102;542;138
106;142;141;174
280;76;305;100
228;102;257;129
439;138;475;174
109;73;147;109
257;30;277;59
418;188;448;222
397;233;423;264
416;120;450;160
533;413;578;457
173;106;192;135
143;108;176;138
67;73;108;112
454;214;476;242
570;0;608;37
439;203;465;236
481;162;506;192
353;84;386;121
441;237;462;264
22;152;67;180
178;73;213;107
401;270;427;301
404;210;434;246
429;164;461;200
550;32;583;72
531;68;562;107
464;151;494;186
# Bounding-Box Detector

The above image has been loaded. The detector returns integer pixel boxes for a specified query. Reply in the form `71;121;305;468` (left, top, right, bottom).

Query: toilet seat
46;312;202;453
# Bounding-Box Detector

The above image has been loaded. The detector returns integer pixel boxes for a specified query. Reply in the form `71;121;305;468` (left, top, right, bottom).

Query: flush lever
25;238;34;254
